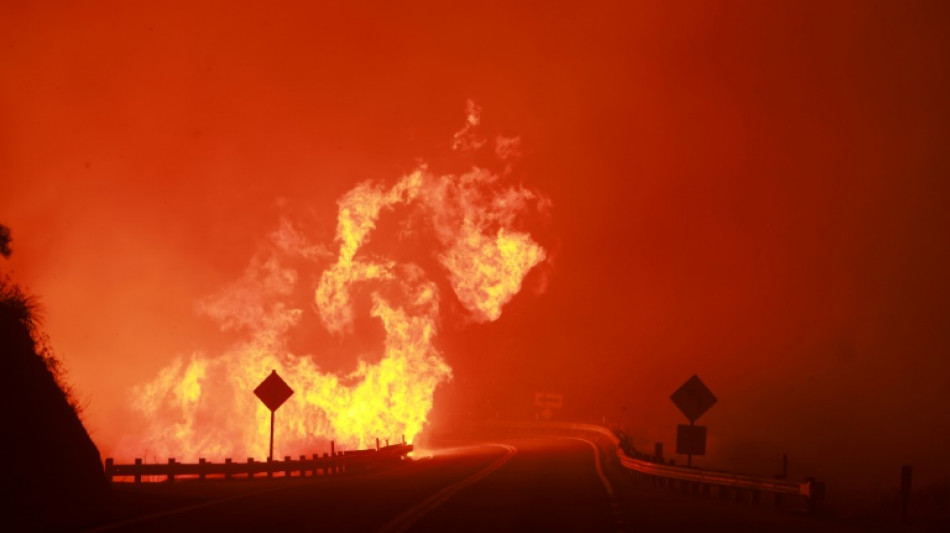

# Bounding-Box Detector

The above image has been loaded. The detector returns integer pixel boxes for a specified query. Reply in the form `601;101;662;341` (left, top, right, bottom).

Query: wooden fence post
331;441;337;474
248;457;255;480
312;453;318;476
299;455;306;477
198;458;206;481
376;438;380;452
267;457;274;479
134;458;142;484
225;458;232;481
167;458;176;483
284;456;291;477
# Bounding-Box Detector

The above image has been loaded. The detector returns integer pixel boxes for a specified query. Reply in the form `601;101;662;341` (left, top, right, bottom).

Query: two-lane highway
80;436;867;532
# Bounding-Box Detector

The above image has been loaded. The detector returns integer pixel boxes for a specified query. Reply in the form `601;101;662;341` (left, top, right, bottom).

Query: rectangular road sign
534;392;563;409
675;424;707;456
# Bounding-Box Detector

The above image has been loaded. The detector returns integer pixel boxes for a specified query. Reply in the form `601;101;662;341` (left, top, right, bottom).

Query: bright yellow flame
441;226;546;322
118;113;548;463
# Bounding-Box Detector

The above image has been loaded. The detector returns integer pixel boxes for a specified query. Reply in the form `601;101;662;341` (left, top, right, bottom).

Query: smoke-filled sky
2;1;948;497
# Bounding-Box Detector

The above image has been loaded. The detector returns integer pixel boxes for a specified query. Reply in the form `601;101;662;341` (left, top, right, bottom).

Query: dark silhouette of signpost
670;374;717;467
253;370;294;462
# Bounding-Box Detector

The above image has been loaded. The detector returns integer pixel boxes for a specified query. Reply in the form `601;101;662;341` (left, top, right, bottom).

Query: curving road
79;436;866;532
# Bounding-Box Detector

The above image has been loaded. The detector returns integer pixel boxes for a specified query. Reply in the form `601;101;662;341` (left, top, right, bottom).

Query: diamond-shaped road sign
670;374;717;423
254;370;294;412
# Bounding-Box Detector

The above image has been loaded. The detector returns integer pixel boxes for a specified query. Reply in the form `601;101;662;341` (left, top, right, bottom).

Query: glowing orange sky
2;1;948;495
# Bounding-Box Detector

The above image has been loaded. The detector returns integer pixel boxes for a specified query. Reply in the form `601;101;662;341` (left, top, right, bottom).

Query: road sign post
670;375;717;466
254;370;294;462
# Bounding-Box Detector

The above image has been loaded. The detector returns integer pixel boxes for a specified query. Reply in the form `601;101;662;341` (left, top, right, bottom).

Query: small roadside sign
670;375;717;423
254;370;294;461
675;424;707;456
670;375;717;466
254;370;294;412
534;392;563;409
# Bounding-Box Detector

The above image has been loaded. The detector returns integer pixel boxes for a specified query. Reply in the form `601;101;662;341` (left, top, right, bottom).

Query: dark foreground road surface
71;436;881;532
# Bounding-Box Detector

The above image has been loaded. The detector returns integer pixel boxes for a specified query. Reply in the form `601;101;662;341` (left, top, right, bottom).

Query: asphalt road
74;436;873;532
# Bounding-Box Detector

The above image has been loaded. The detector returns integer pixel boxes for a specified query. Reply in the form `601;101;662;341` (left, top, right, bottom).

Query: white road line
567;438;631;531
378;444;517;533
568;437;614;498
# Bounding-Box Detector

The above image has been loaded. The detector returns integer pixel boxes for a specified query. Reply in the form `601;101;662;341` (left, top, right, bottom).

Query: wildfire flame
116;105;549;461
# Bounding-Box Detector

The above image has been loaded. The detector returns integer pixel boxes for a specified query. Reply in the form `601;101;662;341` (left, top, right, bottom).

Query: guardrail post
267;457;274;479
376;438;380;452
134;458;142;484
323;452;329;475
805;478;825;514
900;465;912;523
104;458;113;484
299;455;306;476
225;458;232;480
284;455;291;477
313;453;319;476
654;442;663;462
167;458;176;483
199;458;206;480
248;457;255;480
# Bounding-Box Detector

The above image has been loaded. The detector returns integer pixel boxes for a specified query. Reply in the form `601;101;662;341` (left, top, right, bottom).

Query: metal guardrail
104;442;412;483
483;420;824;509
616;453;812;497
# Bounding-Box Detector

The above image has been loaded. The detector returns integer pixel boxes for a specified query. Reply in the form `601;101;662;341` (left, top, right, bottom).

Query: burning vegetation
117;105;550;462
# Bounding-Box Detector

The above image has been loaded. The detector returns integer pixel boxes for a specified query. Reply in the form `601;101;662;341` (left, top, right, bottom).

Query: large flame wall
115;109;549;461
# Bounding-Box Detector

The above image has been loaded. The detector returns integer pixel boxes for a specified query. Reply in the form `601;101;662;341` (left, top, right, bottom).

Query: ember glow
115;107;549;461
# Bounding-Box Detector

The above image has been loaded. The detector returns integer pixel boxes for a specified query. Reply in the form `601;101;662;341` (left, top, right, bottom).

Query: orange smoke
115;105;549;462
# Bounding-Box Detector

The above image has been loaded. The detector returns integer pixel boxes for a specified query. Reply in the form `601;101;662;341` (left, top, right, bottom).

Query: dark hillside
0;228;108;529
